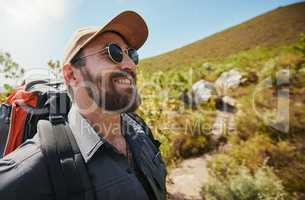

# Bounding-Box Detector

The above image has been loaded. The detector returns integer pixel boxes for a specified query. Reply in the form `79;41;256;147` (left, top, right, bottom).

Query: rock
180;89;196;108
222;96;236;107
240;77;248;85
215;96;237;113
240;71;258;86
191;80;216;104
215;69;242;90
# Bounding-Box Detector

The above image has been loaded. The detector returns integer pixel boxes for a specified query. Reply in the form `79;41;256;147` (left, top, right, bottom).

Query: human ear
62;63;81;87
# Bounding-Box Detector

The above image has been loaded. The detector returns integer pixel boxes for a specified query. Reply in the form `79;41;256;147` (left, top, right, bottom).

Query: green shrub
293;33;305;56
205;134;275;181
202;165;289;200
171;133;208;158
267;137;305;194
227;134;275;171
207;154;240;179
0;84;14;103
206;133;305;197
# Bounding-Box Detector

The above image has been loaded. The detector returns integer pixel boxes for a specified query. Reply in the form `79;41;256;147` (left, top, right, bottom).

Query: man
0;11;167;200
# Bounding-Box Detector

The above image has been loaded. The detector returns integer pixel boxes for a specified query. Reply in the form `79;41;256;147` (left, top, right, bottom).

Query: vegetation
202;164;288;200
1;2;305;198
138;2;305;74
0;55;62;103
136;34;305;198
0;52;25;80
0;51;24;102
47;59;62;81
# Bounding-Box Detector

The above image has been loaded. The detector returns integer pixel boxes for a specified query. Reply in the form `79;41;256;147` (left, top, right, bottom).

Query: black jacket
0;108;167;200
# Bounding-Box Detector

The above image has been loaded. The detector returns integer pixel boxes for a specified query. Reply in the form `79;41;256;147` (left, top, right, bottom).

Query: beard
80;68;141;113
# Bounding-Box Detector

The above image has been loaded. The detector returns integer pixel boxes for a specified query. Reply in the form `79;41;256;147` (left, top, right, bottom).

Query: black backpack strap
0;104;12;158
38;119;95;200
38;120;67;200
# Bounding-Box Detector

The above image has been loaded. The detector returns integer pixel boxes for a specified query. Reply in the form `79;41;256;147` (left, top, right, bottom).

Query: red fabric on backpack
3;86;38;156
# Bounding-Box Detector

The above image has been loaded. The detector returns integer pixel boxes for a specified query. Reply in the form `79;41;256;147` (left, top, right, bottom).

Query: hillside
137;33;305;200
135;3;305;198
139;2;305;73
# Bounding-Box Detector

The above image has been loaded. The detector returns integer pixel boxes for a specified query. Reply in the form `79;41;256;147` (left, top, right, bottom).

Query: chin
118;95;141;113
99;93;141;113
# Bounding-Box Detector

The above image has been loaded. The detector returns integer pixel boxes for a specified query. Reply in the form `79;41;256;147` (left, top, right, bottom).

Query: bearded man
0;11;167;200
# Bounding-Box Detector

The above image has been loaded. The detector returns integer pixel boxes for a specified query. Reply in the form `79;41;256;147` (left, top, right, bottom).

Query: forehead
84;32;128;52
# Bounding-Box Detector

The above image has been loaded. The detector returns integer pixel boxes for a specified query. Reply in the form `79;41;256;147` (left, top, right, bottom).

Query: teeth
115;78;131;85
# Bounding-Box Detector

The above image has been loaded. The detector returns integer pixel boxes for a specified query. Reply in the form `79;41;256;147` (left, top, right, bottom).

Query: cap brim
69;11;148;63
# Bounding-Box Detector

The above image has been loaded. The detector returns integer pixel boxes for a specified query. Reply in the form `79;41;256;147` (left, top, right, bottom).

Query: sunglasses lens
128;48;139;65
108;43;123;63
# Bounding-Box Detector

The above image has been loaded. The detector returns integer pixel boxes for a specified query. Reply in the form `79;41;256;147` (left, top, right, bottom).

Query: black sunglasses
74;43;139;65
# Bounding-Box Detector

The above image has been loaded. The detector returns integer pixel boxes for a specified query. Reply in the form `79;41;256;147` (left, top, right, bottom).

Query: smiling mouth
112;77;133;86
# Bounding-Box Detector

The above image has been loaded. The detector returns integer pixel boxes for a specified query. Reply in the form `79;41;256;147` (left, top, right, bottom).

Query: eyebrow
103;42;128;49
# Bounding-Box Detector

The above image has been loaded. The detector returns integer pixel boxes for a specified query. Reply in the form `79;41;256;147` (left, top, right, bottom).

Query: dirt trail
166;110;236;200
166;155;211;200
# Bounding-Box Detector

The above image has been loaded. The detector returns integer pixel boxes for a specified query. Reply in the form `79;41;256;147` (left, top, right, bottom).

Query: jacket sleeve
0;134;54;200
0;156;18;199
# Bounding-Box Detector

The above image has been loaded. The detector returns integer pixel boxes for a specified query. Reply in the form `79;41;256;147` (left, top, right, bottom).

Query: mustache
110;70;136;82
93;69;137;89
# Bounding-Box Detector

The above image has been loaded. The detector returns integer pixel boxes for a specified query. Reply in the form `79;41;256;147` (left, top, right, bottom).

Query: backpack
0;80;94;200
0;80;70;157
0;80;164;200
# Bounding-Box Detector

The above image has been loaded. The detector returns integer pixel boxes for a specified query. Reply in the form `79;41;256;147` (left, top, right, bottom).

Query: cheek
84;59;119;89
96;69;118;89
74;87;98;111
99;74;114;91
86;56;114;71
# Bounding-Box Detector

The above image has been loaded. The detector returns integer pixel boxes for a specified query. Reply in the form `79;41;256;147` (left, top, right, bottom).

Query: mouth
112;76;134;87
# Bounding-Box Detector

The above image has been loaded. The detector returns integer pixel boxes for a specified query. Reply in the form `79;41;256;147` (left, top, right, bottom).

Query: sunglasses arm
78;48;108;60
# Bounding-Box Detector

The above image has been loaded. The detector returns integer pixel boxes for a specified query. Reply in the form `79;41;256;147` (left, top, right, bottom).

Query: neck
77;104;122;141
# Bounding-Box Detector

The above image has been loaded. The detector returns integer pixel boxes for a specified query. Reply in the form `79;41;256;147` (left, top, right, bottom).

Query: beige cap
62;11;148;66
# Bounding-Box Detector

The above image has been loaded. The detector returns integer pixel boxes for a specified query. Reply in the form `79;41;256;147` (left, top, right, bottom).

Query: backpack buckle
49;115;66;125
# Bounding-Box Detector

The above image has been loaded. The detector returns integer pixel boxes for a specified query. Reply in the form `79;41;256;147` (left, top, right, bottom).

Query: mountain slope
139;2;305;73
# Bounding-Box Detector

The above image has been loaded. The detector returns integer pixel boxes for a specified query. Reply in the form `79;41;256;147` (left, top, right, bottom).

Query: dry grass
139;2;305;74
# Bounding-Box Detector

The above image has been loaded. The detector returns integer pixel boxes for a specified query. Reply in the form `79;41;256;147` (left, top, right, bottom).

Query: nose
118;53;136;71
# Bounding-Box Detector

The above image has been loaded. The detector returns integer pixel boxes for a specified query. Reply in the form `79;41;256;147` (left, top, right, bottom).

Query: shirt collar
68;104;105;163
67;105;145;163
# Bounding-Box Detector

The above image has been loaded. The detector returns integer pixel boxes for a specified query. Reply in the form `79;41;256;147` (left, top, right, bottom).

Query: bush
227;134;275;171
205;133;305;198
267;137;305;194
0;84;14;103
201;165;289;200
205;134;274;182
207;154;240;179
171;133;208;158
